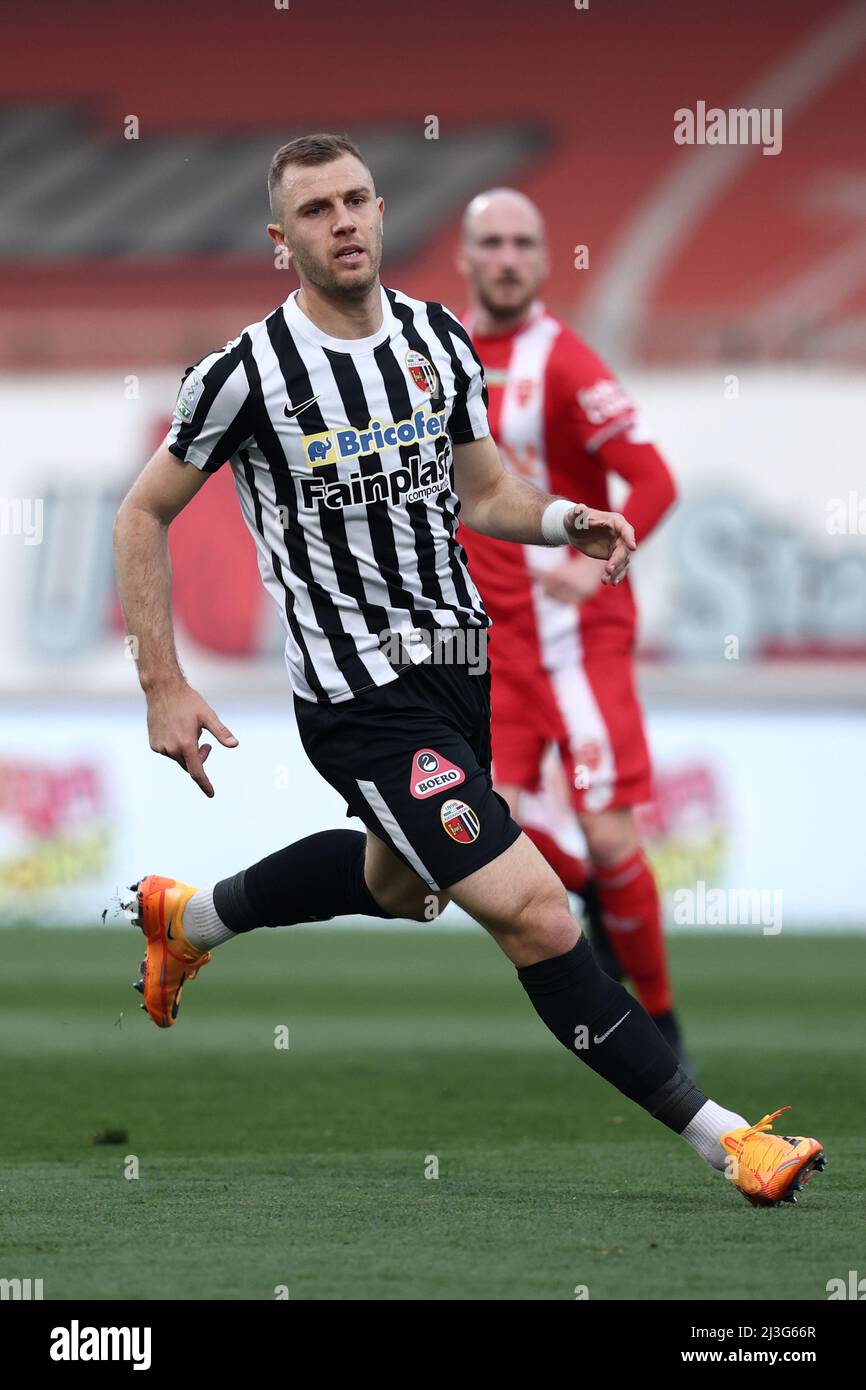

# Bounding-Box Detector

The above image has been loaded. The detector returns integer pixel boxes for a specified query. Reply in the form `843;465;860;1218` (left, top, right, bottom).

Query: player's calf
450;834;825;1204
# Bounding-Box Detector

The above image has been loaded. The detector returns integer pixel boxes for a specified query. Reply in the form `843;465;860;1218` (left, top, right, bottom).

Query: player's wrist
541;497;581;545
140;667;188;697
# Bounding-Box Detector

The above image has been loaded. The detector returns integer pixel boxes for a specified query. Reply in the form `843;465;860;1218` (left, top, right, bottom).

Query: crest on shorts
410;748;466;800
406;349;438;396
440;798;480;844
574;739;604;774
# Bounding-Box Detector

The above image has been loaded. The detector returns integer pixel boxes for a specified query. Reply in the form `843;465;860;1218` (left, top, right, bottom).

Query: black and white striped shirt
167;285;491;703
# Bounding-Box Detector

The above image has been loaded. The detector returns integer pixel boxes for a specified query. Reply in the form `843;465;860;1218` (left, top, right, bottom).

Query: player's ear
267;223;293;270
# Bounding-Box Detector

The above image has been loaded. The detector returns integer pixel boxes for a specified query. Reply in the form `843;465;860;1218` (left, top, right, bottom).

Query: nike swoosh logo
284;394;319;419
593;1010;631;1045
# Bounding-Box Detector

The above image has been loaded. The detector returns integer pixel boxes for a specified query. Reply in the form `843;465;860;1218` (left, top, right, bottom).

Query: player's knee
369;876;450;923
580;808;637;867
398;888;452;923
508;877;578;958
419;889;451;923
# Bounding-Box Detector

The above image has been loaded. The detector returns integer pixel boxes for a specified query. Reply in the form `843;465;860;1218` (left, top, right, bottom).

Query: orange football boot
127;875;212;1028
721;1107;826;1207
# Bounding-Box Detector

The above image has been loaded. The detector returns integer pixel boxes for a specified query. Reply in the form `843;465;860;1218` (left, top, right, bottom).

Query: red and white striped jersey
459;300;675;671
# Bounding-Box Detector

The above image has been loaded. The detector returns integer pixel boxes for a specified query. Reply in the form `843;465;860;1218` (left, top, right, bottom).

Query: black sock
517;936;706;1132
652;1008;682;1051
212;829;394;932
580;878;624;982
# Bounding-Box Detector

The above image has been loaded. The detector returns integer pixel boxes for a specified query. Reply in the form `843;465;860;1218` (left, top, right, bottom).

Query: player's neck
469;299;535;340
295;279;383;341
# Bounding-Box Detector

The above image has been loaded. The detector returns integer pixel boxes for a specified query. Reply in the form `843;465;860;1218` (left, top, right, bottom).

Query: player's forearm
603;440;677;543
461;471;568;545
113;504;186;693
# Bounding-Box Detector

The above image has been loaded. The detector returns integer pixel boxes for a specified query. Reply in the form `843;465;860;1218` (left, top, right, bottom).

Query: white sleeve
166;342;253;473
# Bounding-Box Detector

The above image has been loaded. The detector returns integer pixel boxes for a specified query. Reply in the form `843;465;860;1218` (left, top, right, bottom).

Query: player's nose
495;247;521;273
495;259;522;282
333;204;359;231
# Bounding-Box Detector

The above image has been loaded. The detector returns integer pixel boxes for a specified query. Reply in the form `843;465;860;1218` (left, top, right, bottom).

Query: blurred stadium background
2;0;865;931
1;0;866;1306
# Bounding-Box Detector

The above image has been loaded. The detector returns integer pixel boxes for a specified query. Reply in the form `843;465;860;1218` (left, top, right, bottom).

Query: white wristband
541;498;577;545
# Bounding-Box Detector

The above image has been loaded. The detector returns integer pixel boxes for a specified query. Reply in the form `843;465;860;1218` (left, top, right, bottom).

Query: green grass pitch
2;926;864;1300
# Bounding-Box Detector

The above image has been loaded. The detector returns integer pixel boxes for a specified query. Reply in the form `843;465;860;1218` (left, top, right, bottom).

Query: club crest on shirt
440;798;480;844
406;349;438;396
410;748;466;799
513;377;535;408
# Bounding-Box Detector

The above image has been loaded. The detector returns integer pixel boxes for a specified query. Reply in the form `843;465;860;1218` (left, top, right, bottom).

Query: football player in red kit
457;188;687;1061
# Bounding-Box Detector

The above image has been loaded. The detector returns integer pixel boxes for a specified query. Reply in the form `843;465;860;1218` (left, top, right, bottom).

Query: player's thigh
364;829;451;920
489;663;554;798
551;651;652;816
294;663;521;905
447;831;579;967
495;783;523;819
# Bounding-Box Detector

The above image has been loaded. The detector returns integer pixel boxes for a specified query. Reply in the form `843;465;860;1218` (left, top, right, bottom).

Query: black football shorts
293;659;522;892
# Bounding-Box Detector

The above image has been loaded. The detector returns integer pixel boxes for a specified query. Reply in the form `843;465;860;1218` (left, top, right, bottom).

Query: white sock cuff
183;888;238;950
682;1099;749;1172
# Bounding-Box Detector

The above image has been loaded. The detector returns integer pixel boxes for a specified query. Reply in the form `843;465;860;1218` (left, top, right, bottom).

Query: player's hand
563;505;636;585
534;551;606;605
145;679;238;797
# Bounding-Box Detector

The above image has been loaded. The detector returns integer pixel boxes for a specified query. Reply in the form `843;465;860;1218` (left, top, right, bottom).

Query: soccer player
456;188;687;1060
112;134;824;1207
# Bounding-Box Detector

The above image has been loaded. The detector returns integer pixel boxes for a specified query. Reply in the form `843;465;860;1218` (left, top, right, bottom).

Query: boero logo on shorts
440;798;481;844
410;748;465;800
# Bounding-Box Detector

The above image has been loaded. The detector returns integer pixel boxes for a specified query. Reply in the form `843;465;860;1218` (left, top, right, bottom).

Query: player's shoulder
187;303;280;378
544;316;610;378
535;317;639;434
177;301;286;413
542;319;634;423
386;287;475;347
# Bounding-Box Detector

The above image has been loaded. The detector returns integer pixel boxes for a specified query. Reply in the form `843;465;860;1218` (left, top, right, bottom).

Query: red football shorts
488;644;652;814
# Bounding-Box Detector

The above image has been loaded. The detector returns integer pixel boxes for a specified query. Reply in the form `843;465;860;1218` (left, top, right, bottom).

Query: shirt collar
283;284;398;353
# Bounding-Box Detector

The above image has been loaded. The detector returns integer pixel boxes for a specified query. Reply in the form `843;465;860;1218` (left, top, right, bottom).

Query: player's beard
291;222;383;302
477;279;535;326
